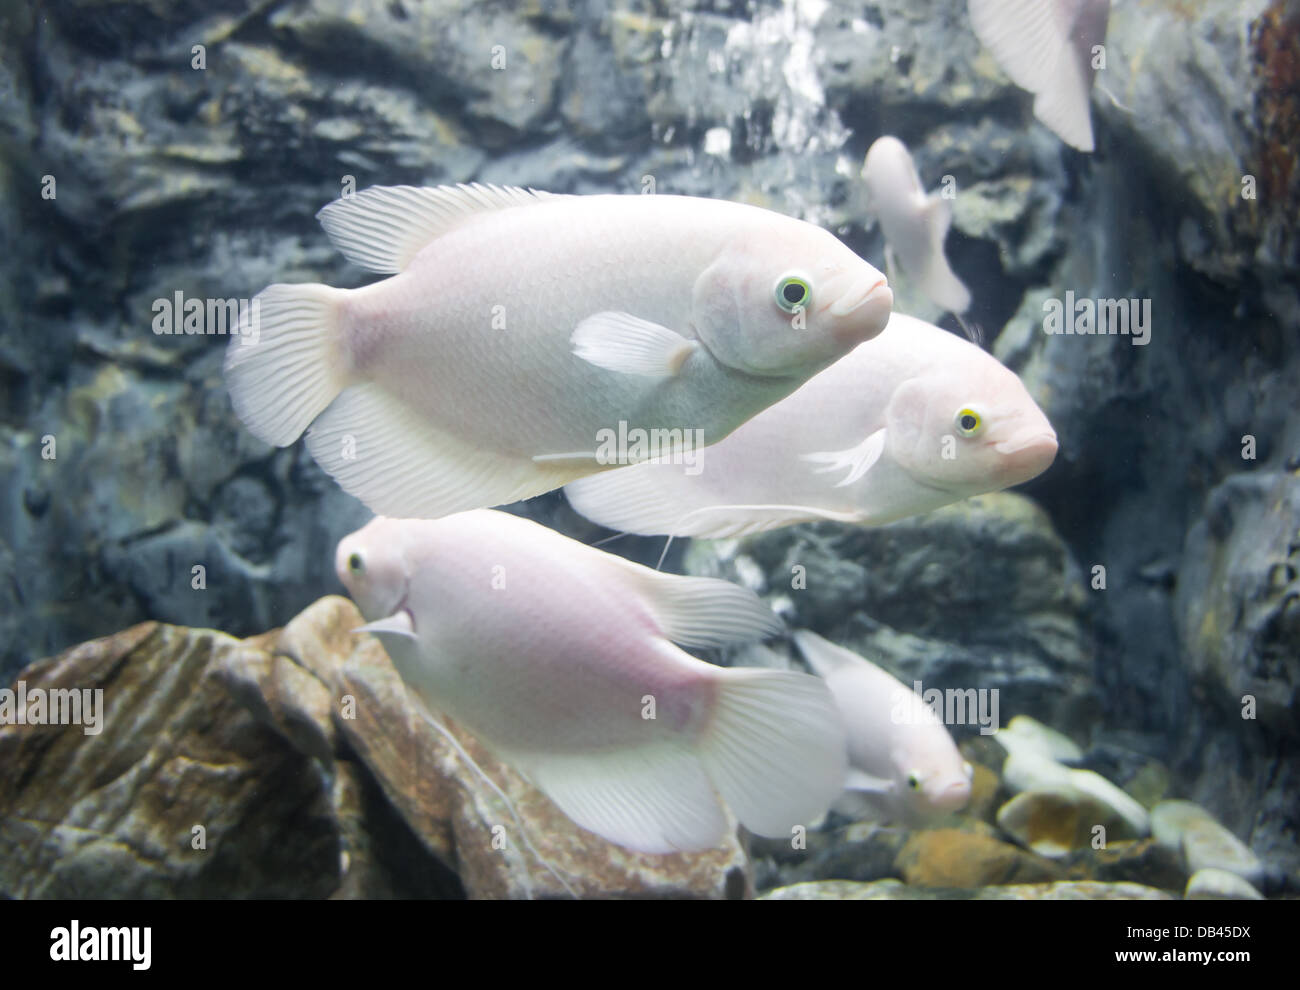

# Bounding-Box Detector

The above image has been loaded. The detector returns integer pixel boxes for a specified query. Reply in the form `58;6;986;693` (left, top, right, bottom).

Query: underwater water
0;0;1297;910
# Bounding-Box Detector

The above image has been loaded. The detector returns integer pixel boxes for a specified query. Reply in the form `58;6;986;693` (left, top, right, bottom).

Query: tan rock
965;761;1002;823
1151;800;1263;884
997;788;1147;858
0;622;342;898
1067;837;1186;891
761;879;1171;900
1185;867;1264;900
895;828;1063;887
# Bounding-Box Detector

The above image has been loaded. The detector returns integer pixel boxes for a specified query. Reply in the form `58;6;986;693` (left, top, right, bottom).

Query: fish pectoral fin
844;768;896;795
801;428;887;487
355;610;417;640
571;311;698;378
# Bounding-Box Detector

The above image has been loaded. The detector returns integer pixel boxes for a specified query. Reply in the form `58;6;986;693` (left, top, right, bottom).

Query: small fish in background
793;630;973;825
969;0;1111;152
226;184;892;520
335;509;849;854
564;312;1058;538
862;135;971;317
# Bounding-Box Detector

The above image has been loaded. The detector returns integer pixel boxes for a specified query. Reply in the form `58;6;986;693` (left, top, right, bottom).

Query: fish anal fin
305;383;581;519
513;743;729;854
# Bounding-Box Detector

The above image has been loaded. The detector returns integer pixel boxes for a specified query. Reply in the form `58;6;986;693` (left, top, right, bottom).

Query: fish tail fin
919;260;972;315
224;282;350;447
921;196;971;314
698;667;847;839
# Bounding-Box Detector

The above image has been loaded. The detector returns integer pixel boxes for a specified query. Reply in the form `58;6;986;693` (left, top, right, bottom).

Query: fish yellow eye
774;275;812;314
348;552;365;575
907;772;921;791
955;408;982;437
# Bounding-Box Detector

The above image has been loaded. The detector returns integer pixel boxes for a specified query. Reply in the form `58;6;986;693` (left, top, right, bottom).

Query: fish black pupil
349;553;363;572
783;282;805;305
961;414;977;431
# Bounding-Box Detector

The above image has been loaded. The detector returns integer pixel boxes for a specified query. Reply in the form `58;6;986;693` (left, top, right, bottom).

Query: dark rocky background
0;0;1296;890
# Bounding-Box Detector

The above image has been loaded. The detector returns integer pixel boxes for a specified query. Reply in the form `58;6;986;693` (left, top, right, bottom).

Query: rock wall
1;0;1296;881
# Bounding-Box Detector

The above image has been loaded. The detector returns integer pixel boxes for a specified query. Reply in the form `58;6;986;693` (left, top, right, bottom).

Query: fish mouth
931;779;973;813
827;277;891;318
994;431;1059;458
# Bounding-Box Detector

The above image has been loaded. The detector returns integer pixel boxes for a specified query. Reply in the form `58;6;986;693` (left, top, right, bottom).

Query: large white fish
564;313;1058;538
335;510;849;854
793;630;972;824
226;184;892;519
969;0;1111;152
862;136;971;315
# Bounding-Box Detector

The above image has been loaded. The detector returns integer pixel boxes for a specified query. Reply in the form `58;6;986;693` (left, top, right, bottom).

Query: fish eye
347;551;365;575
774;274;812;314
907;772;921;791
955;407;983;437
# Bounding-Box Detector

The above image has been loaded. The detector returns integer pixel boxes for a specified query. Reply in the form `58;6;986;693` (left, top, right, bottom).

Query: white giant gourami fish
565;313;1058;539
225;184;892;520
794;630;972;824
335;510;849;854
862;136;971;315
969;0;1111;152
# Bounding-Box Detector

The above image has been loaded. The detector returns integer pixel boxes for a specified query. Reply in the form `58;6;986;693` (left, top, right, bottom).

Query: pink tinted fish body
336;509;849;853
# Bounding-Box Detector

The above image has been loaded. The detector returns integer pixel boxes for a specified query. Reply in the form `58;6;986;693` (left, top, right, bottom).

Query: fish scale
226;183;892;520
335;509;850;853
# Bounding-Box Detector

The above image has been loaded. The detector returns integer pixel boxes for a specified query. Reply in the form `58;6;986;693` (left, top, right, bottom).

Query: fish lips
994;430;1059;481
827;279;893;345
931;778;974;813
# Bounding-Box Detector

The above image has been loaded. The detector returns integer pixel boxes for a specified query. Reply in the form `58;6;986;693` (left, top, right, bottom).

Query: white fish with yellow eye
793;630;973;825
564;313;1058;539
861;136;971;315
335;509;850;855
225;184;892;521
969;0;1111;152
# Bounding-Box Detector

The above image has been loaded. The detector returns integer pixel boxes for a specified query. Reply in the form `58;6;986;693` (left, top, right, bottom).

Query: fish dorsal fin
316;183;556;274
801;428;887;488
969;0;1105;152
792;629;865;677
633;570;784;647
970;0;1072;93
